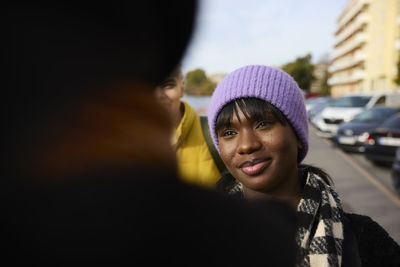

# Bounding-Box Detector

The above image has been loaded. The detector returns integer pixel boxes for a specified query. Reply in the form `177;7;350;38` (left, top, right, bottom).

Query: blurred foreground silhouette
2;1;297;265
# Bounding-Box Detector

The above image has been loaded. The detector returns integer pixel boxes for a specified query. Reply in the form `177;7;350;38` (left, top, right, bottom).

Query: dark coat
343;213;400;267
2;168;298;265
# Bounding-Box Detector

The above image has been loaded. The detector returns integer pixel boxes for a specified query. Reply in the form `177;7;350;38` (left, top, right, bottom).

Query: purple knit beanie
208;65;308;163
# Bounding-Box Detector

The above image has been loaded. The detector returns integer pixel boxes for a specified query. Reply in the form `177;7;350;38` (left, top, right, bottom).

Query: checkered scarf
227;171;344;267
296;171;344;266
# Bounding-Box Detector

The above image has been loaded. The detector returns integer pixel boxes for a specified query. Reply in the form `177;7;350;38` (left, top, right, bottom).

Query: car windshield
312;98;335;108
305;98;320;104
352;108;398;123
305;97;331;105
331;96;372;108
381;114;400;129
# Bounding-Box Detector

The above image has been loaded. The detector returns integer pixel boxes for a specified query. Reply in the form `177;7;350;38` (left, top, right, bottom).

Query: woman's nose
237;130;262;155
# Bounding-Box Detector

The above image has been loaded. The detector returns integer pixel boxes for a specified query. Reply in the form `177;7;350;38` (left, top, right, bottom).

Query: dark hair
3;1;197;162
215;98;287;134
169;64;184;80
298;164;332;186
215;97;301;161
157;64;184;88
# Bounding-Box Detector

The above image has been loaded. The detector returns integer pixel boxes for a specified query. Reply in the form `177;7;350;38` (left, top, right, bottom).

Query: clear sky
181;0;349;75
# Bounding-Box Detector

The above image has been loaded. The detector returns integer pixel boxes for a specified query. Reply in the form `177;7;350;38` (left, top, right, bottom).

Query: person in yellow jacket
155;66;224;189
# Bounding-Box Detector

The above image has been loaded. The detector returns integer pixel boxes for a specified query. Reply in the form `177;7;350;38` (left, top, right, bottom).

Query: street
305;124;400;244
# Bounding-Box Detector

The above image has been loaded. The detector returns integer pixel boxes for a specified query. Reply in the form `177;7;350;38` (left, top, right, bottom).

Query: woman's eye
163;83;176;89
221;130;237;137
256;121;268;128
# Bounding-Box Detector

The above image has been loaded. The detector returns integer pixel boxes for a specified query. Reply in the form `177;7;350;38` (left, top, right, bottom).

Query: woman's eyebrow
220;121;232;129
160;78;175;85
216;121;232;133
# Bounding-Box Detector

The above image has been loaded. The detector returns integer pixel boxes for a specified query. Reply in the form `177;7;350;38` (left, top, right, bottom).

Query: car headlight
343;115;354;122
358;132;369;142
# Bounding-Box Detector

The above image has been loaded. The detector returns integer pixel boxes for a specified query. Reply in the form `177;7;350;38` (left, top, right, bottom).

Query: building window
378;76;386;90
375;96;386;105
357;81;364;91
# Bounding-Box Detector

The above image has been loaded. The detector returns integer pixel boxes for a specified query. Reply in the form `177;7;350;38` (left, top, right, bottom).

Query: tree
185;68;216;96
282;53;315;92
316;54;330;96
319;68;330;96
395;52;400;86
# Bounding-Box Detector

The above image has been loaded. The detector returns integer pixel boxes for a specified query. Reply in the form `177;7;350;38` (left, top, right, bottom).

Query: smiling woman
215;98;301;200
208;65;400;267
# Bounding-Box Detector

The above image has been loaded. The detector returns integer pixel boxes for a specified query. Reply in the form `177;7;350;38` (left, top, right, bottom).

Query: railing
334;13;369;47
329;51;365;73
336;0;371;35
331;33;368;61
328;69;365;85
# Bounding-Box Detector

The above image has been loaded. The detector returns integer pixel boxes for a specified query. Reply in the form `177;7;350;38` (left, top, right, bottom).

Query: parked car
305;96;327;113
306;97;336;121
364;114;400;166
335;107;399;152
391;147;400;195
313;91;400;138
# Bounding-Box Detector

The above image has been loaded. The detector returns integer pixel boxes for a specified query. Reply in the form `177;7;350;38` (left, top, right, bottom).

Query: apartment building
328;0;400;97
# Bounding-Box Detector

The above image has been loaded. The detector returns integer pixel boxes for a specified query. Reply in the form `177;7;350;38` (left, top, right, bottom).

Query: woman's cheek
219;142;236;173
219;139;229;161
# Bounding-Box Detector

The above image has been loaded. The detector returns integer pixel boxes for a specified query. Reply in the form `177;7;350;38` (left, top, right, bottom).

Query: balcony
334;13;369;47
331;33;368;61
329;51;365;73
396;38;400;50
327;76;341;86
352;69;366;81
328;69;365;85
336;0;371;34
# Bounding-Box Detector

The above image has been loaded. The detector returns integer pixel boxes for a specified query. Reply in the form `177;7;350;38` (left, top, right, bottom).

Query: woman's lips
240;159;271;176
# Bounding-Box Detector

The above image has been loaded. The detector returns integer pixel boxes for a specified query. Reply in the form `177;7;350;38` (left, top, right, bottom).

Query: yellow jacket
174;101;221;189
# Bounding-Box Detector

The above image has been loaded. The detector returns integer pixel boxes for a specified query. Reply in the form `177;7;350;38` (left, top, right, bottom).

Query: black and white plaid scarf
296;171;344;266
228;171;344;267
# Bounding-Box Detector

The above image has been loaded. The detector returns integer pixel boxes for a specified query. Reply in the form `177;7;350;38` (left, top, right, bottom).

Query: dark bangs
215;98;287;133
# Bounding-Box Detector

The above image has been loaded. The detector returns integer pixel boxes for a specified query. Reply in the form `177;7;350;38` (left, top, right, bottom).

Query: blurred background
180;0;400;243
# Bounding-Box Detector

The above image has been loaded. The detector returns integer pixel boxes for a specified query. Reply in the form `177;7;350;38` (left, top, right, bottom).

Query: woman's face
154;77;184;120
217;103;302;198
